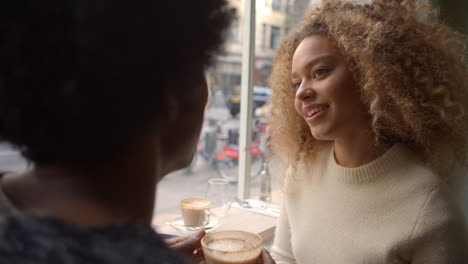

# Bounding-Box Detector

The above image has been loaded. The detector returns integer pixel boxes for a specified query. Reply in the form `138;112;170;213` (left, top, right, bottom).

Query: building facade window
272;0;282;11
270;25;281;49
262;24;268;48
227;19;239;42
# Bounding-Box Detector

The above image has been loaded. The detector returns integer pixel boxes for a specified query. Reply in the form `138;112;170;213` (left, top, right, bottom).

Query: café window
154;0;292;217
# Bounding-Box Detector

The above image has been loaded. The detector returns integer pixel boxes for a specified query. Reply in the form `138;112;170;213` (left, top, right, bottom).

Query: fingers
166;230;206;260
165;235;189;246
192;247;205;262
165;230;205;246
173;236;201;252
259;249;276;264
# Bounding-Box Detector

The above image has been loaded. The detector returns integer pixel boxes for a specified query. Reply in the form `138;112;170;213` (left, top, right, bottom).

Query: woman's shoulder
0;215;191;264
409;183;467;254
391;144;444;189
389;147;465;234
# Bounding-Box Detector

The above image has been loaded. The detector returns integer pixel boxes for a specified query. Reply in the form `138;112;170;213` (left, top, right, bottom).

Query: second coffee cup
180;198;211;227
201;230;263;264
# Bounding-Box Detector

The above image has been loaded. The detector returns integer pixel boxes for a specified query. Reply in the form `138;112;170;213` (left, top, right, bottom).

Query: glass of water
205;178;231;219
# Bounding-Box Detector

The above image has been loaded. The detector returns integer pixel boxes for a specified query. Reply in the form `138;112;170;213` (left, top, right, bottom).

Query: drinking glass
205;178;231;219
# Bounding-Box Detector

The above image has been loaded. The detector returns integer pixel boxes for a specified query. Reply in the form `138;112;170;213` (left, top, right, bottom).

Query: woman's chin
310;129;328;141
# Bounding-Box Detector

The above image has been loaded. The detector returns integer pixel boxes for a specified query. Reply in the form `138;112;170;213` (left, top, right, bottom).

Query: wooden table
153;205;278;242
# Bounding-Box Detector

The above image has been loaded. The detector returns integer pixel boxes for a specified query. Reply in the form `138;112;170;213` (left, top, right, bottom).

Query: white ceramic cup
180;198;211;227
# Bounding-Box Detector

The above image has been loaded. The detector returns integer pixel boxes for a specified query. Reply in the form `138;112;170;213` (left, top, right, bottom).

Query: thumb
165;230;205;246
258;249;276;264
172;230;206;251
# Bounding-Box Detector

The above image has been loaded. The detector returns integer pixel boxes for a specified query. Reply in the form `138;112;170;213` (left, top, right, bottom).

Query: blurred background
0;0;466;219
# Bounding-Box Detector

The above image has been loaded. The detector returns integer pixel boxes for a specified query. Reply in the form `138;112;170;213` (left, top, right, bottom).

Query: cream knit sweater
271;144;467;263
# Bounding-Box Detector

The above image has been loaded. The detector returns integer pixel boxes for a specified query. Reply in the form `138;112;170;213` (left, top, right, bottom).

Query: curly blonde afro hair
268;0;468;179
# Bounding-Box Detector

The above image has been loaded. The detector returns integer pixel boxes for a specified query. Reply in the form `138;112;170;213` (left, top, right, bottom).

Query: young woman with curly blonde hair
268;0;468;263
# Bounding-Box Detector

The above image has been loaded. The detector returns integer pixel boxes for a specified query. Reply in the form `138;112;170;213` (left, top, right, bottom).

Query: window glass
155;0;295;216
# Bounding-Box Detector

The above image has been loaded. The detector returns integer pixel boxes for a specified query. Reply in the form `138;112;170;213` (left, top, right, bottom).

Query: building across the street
210;0;289;110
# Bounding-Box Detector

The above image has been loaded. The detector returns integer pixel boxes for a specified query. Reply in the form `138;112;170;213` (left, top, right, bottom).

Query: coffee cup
180;198;211;227
201;230;263;264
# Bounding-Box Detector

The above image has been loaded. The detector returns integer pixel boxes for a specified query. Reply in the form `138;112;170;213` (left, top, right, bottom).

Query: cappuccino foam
202;231;263;264
207;238;256;252
181;199;211;209
185;200;210;208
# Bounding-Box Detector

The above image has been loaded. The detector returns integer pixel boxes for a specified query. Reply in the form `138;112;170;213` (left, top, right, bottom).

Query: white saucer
166;217;219;234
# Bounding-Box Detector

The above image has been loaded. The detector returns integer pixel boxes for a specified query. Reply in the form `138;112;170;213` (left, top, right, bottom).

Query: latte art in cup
180;198;211;227
201;231;263;264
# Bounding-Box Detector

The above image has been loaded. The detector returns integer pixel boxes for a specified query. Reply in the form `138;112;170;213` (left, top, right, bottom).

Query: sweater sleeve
271;199;296;264
410;187;468;264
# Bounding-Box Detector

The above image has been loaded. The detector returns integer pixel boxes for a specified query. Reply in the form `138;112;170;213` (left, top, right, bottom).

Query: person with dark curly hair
0;1;279;263
268;0;468;263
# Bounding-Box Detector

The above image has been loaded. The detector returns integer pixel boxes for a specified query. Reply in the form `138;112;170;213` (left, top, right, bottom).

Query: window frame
237;0;256;199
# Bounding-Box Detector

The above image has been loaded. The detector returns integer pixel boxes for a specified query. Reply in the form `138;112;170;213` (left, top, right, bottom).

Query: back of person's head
0;0;234;168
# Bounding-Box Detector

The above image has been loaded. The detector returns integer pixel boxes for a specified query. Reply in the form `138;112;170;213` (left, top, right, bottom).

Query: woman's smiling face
291;35;370;141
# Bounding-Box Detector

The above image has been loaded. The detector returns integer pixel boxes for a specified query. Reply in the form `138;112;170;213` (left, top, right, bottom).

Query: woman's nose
296;83;316;102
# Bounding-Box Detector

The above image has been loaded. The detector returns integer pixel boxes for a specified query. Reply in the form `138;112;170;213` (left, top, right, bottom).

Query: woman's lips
303;104;329;118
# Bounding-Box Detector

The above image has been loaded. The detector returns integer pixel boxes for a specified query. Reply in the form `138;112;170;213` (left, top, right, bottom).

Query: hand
165;230;206;262
258;249;276;264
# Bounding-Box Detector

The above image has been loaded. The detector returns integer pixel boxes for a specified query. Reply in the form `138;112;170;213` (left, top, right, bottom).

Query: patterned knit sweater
0;181;192;264
271;144;468;263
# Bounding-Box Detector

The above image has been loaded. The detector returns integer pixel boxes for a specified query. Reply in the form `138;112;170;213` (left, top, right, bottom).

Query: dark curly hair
0;0;235;167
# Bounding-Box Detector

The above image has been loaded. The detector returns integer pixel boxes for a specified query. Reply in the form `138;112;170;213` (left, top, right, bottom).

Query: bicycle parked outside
186;117;267;184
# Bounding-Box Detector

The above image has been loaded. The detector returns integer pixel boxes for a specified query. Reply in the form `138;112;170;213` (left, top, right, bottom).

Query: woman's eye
313;68;330;78
291;81;301;90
